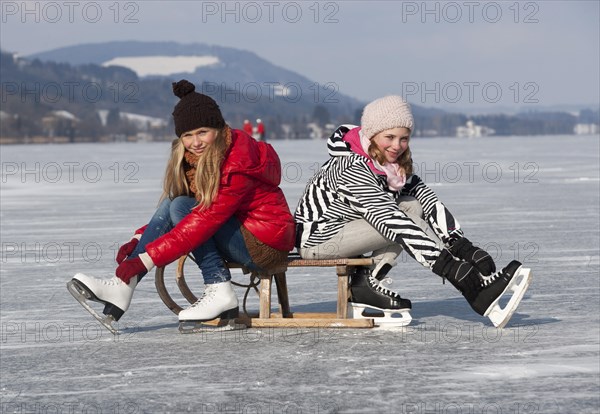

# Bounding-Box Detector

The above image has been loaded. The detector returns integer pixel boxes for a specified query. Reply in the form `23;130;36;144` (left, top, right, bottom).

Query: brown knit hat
172;79;225;137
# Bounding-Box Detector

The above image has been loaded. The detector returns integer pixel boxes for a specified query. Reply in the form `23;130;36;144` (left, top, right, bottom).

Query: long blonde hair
160;127;229;210
368;135;414;176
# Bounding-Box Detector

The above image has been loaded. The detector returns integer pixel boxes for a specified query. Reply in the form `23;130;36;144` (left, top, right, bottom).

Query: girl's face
371;127;410;163
181;127;218;156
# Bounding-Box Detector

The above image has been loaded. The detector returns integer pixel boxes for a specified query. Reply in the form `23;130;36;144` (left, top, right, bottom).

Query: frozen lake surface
1;135;599;413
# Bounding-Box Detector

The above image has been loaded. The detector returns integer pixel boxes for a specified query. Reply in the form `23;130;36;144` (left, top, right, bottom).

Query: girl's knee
154;198;172;217
169;196;196;222
399;198;423;217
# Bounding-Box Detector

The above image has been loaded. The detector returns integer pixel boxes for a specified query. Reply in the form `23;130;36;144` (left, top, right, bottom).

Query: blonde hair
161;139;188;202
368;134;414;176
160;127;229;210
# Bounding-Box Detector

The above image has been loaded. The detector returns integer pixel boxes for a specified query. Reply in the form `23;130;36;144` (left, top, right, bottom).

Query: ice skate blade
67;280;120;335
178;319;247;334
348;302;412;328
485;267;532;329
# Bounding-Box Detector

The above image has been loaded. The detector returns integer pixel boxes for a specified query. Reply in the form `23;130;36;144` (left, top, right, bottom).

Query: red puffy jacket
145;129;295;267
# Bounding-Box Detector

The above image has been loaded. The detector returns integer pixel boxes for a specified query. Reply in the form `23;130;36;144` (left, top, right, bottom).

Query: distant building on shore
573;123;599;135
456;120;495;138
41;110;79;139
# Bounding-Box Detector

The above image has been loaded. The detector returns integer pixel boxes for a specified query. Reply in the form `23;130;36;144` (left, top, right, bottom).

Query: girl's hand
116;253;154;284
116;237;139;264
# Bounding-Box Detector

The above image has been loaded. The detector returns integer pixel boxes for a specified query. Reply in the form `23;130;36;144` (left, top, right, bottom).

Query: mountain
2;42;590;142
30;41;305;84
28;41;452;123
28;41;362;121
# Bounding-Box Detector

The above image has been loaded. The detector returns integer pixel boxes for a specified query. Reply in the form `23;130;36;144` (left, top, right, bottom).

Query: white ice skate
178;281;246;333
347;302;412;329
67;273;137;335
484;266;532;328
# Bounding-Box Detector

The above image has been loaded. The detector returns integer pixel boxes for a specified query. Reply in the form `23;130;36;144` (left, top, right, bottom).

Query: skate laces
481;270;502;287
76;275;122;287
368;276;401;298
102;276;125;287
190;285;218;308
379;277;395;288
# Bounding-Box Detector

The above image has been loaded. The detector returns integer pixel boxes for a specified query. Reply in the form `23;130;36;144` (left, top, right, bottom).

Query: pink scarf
343;127;406;191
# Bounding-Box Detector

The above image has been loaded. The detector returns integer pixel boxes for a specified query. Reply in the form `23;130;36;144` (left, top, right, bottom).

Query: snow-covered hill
102;55;221;77
28;40;363;119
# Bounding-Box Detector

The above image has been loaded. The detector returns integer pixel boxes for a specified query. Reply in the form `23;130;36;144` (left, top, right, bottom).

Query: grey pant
299;196;444;274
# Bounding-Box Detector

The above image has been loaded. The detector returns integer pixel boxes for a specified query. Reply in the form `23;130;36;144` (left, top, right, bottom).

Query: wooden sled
155;254;375;328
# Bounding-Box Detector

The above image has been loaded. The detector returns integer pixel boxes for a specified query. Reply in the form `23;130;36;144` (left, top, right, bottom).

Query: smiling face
180;127;219;156
371;127;411;163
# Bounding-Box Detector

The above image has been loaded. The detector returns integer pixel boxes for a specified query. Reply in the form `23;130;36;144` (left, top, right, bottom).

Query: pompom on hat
360;95;414;139
172;79;225;137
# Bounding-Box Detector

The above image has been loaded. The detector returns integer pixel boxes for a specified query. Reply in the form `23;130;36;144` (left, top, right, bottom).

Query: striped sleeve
339;162;440;267
401;174;464;245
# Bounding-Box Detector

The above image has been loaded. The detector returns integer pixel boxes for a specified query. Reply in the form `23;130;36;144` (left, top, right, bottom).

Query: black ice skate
348;267;412;328
477;262;532;328
450;236;496;276
433;250;532;328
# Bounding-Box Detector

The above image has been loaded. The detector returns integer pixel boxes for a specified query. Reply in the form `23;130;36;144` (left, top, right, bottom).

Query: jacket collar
327;125;386;176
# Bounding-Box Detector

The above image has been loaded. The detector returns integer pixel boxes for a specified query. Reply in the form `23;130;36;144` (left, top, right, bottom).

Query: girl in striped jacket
295;96;527;327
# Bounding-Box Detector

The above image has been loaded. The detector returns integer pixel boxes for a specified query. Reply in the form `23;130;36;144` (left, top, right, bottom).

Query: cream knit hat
360;95;414;139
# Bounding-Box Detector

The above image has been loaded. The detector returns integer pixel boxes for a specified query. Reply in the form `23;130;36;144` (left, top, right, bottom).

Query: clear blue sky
1;1;598;112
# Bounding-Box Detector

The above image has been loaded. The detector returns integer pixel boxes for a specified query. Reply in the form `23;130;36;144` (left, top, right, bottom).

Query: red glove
116;257;148;284
116;238;139;264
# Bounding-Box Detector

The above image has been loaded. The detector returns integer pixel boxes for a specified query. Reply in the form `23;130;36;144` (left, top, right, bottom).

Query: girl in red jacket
69;80;295;331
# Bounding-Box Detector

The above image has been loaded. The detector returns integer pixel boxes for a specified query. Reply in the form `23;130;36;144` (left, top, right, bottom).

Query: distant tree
0;114;16;137
312;105;331;125
77;112;104;141
579;109;600;124
106;108;120;128
353;108;362;125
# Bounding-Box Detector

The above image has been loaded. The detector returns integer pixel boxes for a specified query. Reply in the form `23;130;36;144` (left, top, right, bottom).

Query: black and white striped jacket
294;125;463;267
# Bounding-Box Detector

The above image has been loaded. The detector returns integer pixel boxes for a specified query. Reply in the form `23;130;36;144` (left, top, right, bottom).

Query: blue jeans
130;196;259;284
